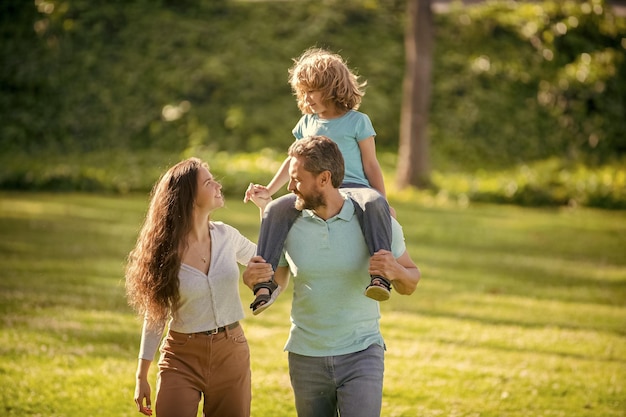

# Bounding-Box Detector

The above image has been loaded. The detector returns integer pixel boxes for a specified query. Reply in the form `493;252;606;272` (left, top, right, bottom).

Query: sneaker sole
252;286;282;316
365;285;390;301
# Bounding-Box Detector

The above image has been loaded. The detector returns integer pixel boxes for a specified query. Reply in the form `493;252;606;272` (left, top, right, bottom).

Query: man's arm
369;249;420;295
272;265;290;292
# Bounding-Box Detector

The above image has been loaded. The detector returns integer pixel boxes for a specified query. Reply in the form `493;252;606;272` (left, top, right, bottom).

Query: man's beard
294;190;325;211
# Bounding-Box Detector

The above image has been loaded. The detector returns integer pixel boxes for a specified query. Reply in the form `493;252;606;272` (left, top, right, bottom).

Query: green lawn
0;192;624;417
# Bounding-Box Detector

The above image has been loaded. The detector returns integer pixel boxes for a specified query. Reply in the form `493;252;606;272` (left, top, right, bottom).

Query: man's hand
369;250;398;280
243;256;274;290
370;250;420;295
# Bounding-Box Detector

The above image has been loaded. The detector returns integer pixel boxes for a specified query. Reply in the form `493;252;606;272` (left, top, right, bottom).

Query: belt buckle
208;327;220;335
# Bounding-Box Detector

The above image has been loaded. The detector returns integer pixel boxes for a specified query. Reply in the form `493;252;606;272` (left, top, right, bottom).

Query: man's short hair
288;135;344;187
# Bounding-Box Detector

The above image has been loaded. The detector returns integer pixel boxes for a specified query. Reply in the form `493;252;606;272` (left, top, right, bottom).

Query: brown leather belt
195;321;239;335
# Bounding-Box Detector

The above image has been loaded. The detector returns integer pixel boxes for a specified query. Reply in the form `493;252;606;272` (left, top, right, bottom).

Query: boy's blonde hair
288;47;366;114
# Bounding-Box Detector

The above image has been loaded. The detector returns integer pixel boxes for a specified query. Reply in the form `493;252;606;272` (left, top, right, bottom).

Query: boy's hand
243;182;255;203
244;183;272;211
243;183;270;202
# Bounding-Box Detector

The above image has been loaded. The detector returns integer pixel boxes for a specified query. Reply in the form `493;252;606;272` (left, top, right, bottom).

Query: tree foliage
431;0;626;169
0;0;624;171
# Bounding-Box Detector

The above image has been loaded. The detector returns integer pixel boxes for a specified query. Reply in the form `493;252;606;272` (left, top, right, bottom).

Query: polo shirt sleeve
390;217;407;258
278;250;288;267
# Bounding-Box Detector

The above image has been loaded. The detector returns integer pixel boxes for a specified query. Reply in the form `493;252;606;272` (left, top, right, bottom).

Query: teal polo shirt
279;195;406;357
292;110;376;187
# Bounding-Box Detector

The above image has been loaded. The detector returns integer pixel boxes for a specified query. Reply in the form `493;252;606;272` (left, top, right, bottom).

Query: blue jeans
288;344;385;417
256;184;392;273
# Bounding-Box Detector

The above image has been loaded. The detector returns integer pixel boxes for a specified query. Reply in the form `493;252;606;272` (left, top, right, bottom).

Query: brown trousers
155;324;251;417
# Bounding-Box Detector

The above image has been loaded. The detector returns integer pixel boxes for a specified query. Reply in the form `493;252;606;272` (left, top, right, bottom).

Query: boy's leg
251;193;300;313
257;193;299;269
343;187;393;301
343;188;392;253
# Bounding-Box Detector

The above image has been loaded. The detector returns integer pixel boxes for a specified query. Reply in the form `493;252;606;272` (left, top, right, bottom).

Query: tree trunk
396;0;433;189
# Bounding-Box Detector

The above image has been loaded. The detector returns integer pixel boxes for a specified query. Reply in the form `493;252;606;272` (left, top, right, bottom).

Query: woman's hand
134;359;153;415
134;377;153;415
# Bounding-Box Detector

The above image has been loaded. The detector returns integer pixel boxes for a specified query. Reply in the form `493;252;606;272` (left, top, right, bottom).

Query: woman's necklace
198;240;210;264
190;236;211;264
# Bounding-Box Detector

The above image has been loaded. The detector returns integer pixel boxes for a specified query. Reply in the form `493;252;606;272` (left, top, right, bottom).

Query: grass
0;191;625;417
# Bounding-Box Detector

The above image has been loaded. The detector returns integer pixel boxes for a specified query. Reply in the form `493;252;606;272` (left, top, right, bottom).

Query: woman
125;157;266;417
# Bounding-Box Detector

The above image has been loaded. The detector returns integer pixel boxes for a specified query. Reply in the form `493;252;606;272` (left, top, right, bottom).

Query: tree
396;0;433;189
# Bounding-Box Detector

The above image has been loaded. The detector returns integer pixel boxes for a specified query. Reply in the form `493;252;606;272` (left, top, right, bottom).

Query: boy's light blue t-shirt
278;195;406;357
292;110;376;187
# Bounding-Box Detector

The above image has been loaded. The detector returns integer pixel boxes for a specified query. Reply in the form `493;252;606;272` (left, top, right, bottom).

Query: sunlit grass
0;192;624;416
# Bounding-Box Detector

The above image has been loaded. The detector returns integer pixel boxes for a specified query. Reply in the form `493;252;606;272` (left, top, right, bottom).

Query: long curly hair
125;158;206;329
288;47;366;114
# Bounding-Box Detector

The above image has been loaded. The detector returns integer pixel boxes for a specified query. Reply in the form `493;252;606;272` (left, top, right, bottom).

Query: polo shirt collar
302;195;355;222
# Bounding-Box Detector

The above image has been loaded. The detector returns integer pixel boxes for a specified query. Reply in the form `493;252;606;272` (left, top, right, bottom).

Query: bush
2;149;624;210
427;157;626;209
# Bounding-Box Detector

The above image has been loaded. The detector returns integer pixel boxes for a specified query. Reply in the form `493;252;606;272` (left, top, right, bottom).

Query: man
244;135;420;417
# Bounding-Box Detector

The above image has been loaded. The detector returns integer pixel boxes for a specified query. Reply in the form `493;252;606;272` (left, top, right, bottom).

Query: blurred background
1;3;625;415
1;0;625;207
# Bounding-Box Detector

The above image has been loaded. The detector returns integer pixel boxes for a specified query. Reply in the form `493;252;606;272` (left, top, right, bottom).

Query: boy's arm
358;136;386;198
266;157;291;195
246;185;272;219
243;157;291;204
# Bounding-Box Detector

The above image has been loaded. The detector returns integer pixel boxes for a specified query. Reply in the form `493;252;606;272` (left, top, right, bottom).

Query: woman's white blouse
139;221;256;360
